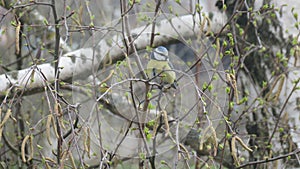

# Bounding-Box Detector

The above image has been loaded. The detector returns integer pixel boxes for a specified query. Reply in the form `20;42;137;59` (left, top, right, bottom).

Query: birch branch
0;12;225;97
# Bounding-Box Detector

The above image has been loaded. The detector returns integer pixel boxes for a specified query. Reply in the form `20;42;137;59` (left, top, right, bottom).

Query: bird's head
150;46;169;61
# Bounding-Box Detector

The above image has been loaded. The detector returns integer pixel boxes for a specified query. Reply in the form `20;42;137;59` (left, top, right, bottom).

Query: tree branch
0;13;225;98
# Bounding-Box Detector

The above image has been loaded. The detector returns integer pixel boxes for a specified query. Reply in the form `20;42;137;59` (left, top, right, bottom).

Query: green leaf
148;103;155;109
147;120;155;127
66;5;71;11
147;92;152;98
226;87;231;94
226;133;232;139
43;19;49;26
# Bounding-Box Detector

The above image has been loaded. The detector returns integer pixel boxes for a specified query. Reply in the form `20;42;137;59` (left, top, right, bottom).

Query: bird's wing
150;52;155;59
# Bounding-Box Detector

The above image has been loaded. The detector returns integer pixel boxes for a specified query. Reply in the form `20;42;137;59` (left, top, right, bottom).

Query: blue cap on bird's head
151;46;169;61
155;46;168;56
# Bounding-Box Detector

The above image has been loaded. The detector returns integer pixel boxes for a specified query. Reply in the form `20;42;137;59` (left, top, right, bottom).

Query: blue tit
146;46;177;88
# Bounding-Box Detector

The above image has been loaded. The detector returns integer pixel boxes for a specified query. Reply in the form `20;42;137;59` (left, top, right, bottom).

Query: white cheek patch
154;52;167;61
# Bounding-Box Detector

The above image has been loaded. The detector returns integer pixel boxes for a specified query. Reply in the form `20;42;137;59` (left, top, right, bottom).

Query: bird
146;46;177;89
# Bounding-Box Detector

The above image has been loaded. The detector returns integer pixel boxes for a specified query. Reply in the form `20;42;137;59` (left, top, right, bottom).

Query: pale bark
0;13;225;97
